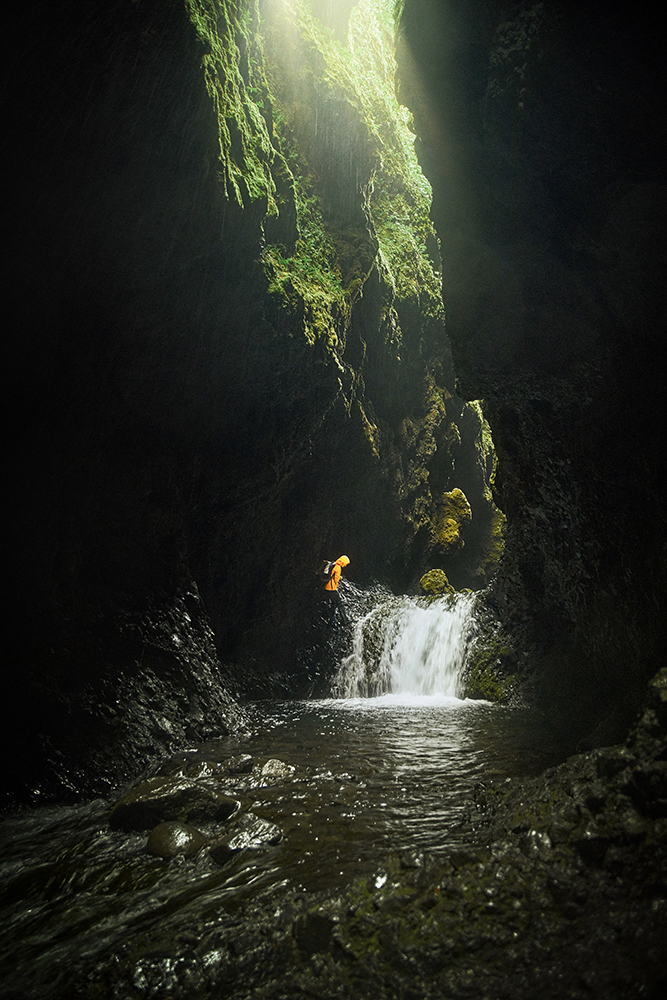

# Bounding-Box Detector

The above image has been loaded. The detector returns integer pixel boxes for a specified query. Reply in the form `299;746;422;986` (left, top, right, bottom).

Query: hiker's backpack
316;559;336;584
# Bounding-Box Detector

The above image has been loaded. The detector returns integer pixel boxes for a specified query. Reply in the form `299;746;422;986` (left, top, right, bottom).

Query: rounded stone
146;821;208;859
260;759;295;781
419;569;453;595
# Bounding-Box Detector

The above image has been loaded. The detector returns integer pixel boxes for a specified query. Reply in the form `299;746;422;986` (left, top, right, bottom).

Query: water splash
332;591;476;700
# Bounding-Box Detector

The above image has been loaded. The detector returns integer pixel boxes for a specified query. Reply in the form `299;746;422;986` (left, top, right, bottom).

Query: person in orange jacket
323;555;350;625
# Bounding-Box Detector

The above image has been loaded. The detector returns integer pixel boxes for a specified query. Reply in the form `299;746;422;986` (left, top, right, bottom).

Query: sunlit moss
466;400;507;576
468;400;501;503
186;0;278;211
419;568;454;596
346;0;442;315
185;0;479;564
256;0;442;349
432;487;472;551
477;506;507;579
186;0;444;367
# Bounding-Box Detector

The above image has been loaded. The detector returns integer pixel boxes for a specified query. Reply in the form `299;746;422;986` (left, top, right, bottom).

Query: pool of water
0;697;576;997
229;696;570;891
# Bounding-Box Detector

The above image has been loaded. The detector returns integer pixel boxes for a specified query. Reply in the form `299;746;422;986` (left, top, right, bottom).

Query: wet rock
146;821;208;859
399;850;425;870
225;754;254;775
614;805;648;841
260;759;295;783
648;668;667;723
184;761;223;780
184;754;254;780
626;760;667;817
548;799;581;845
227;812;283;849
109;776;241;831
519;829;552;860
572;819;611;865
594;746;638;780
570;779;608;813
208;812;283;864
207;841;237;867
295;911;336;956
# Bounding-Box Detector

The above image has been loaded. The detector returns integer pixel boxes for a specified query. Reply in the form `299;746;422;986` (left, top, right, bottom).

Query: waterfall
332;591;476;701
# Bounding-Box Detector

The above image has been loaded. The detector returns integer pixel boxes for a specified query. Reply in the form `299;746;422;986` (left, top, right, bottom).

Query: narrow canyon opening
2;2;666;997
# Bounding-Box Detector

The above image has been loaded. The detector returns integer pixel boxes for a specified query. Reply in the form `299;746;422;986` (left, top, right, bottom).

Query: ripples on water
0;696;577;996
0;593;578;994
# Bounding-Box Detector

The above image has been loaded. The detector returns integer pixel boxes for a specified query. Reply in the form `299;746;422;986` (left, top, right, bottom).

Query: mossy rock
419;568;455;596
432;488;472;551
462;633;515;702
109;776;242;831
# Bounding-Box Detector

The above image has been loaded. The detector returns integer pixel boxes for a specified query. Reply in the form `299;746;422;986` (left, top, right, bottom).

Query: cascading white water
332;591;476;700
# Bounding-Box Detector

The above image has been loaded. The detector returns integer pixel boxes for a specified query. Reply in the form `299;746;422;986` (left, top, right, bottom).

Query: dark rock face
6;0;262;802
4;0;665;804
3;0;499;803
397;0;667;736
109;776;241;831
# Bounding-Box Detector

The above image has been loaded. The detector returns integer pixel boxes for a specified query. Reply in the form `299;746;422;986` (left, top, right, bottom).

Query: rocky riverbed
216;669;667;1000
1;671;665;999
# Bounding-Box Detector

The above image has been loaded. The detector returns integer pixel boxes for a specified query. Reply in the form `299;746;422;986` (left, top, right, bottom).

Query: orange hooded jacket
324;555;350;591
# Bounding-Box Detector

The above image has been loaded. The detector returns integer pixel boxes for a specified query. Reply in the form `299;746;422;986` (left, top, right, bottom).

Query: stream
0;592;577;997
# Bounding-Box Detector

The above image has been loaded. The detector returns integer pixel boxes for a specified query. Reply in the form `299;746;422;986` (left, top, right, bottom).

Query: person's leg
337;593;349;625
323;591;337;623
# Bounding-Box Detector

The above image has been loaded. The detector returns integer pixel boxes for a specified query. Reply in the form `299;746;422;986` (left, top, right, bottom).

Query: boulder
208;812;283;865
260;759;295;783
419;569;454;596
109;776;241;831
146;821;208;859
432;488;472;552
225;754;255;775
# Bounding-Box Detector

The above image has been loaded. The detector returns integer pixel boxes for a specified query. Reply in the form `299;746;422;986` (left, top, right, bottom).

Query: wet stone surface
0;682;665;999
110;776;242;831
147;820;209;859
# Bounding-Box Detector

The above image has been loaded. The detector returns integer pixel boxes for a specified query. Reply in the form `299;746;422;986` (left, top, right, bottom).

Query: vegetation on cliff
185;0;501;593
5;0;505;804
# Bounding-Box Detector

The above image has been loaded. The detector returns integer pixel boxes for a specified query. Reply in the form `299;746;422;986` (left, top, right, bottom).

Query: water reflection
228;696;574;888
0;698;577;998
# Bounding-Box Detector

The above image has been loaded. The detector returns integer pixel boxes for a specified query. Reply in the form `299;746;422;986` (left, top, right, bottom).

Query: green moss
256;0;442;352
464;400;507;578
186;1;459;563
463;632;516;702
479;506;507;574
186;0;278;211
419;568;454;596
432;487;472;551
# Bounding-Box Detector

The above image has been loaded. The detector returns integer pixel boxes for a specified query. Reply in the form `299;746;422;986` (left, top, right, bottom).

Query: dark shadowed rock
109;776;241;831
294;911;337;956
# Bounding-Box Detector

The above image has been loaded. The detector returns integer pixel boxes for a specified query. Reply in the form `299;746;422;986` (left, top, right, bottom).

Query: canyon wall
397;0;667;737
3;0;496;803
5;0;663;804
